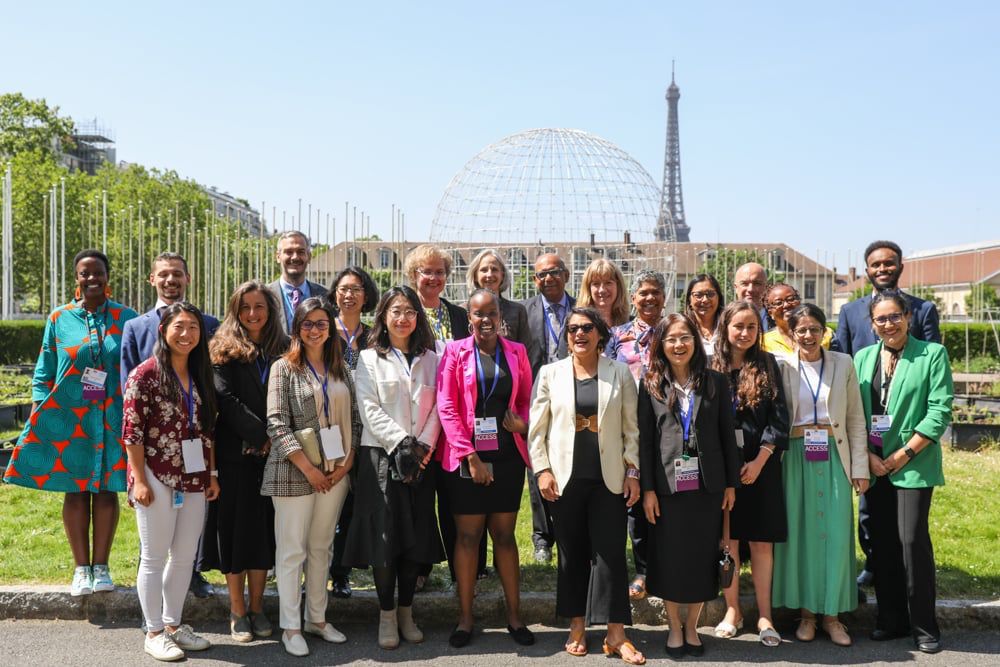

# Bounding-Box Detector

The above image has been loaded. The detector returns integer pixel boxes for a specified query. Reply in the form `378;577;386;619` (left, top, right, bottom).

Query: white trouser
272;477;350;630
135;466;206;633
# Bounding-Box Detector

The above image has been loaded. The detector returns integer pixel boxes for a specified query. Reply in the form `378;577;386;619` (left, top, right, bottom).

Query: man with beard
120;251;221;603
267;231;327;333
833;239;941;595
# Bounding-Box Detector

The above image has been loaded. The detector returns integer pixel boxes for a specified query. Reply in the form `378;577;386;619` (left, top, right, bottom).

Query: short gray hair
276;230;311;247
629;269;665;295
466;248;511;293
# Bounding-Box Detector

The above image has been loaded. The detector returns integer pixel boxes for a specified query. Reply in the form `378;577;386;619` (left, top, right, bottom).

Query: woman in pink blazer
436;288;534;649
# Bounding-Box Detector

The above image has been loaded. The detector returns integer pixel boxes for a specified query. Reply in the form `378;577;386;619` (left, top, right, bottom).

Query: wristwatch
210;470;219;477
902;446;916;460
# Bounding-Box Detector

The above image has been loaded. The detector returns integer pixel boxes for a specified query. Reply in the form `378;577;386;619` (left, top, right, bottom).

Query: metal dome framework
430;128;676;307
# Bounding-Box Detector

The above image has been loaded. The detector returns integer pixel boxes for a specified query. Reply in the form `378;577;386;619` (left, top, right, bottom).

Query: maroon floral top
122;357;213;494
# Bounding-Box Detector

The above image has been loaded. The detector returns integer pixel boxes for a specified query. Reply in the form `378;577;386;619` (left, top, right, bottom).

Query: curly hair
711;301;777;409
403;244;452;285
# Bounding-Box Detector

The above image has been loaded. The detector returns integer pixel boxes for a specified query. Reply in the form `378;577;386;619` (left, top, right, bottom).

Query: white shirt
794;357;831;426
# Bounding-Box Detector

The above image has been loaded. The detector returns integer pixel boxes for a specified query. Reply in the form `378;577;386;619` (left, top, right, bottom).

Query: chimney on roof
849;267;857;283
624;231;631;245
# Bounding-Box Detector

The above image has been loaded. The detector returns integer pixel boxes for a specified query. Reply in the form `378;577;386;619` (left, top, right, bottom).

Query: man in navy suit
119;251;220;603
520;253;576;563
266;231;328;333
834;239;941;592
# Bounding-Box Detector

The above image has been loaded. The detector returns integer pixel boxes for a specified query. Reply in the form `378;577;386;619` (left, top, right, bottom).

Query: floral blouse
122;357;213;494
605;318;654;385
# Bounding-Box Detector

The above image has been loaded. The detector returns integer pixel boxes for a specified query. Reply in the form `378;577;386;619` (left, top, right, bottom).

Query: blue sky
6;1;997;273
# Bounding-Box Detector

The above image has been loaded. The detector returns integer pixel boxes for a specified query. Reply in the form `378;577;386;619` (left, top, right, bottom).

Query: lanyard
306;360;330;425
431;304;447;341
678;393;694;450
391;347;412;377
174;370;196;434
475;344;502;408
338;317;362;363
543;299;566;353
83;303;110;369
879;345;896;410
255;352;270;385
798;351;825;426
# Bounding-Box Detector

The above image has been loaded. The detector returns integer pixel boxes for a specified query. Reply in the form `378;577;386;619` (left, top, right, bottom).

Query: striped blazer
261;357;361;497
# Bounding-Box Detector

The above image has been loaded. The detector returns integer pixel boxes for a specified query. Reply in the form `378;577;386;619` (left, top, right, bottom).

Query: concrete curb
1;585;998;629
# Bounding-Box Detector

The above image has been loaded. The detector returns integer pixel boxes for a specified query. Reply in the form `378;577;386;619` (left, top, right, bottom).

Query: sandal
565;628;588;657
759;626;781;647
603;639;646;665
628;576;647;600
714;617;743;638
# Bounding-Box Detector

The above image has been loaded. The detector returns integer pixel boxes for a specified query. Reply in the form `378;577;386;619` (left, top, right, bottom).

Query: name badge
872;415;892;433
734;430;745;448
804;428;829;462
674;456;700;492
172;489;184;509
474;417;499;452
181;437;207;474
319;426;345;461
82;367;107;400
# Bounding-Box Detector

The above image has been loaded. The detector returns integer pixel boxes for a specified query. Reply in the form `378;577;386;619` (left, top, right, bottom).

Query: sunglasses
567;323;596;335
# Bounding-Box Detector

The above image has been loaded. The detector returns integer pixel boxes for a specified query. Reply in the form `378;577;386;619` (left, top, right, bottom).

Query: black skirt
342;445;445;568
728;451;786;542
201;456;275;573
645;489;723;603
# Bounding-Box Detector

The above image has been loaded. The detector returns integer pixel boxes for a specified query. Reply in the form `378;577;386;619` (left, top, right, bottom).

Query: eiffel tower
655;64;691;242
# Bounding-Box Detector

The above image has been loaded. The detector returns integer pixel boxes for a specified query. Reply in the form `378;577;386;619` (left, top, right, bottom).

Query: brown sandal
565;629;588;657
603;639;646;665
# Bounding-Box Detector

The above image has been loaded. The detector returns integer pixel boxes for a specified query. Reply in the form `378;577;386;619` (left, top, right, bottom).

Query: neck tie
290;287;301;311
547;302;562;360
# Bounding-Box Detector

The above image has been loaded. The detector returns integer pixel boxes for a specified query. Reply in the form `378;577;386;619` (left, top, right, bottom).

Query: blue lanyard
339;318;362;367
798;352;825;426
475;345;502;405
305;360;330;424
391;347;411;377
174;371;196;434
255;352;270;385
543;299;566;352
678;393;693;449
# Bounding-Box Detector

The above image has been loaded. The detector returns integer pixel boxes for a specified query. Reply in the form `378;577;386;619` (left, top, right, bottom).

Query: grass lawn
1;449;998;599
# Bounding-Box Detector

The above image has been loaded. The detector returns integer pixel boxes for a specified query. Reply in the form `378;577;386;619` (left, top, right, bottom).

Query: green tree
698;248;786;303
965;283;1000;319
0;93;75;159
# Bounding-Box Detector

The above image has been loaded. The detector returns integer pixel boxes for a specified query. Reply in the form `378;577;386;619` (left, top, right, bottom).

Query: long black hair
369;285;436;357
643;313;712;407
154;302;217;432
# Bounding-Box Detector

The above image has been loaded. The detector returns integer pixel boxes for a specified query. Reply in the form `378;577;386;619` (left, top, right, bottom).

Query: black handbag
718;544;735;589
390;436;428;484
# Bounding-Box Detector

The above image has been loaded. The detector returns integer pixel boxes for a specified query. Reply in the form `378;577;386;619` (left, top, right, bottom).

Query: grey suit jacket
522;293;576;378
268;278;330;334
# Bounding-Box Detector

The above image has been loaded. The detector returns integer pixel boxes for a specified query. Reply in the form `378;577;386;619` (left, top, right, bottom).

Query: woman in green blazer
854;291;952;655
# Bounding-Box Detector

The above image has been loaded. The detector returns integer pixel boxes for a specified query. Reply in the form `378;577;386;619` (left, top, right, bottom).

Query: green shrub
0;370;31;406
0;320;46;365
941;323;1000;366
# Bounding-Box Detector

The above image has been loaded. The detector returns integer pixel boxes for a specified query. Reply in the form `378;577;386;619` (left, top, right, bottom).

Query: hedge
941;323;1000;364
0;320;46;365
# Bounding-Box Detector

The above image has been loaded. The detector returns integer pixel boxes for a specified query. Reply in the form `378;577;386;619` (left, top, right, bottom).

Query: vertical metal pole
60;178;66;303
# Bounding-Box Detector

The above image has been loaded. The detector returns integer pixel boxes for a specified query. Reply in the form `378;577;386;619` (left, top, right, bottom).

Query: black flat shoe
869;628;910;641
684;640;704;657
449;625;473;648
665;643;686;658
917;638;942;654
189;571;214;598
507;624;535;646
330;578;352;599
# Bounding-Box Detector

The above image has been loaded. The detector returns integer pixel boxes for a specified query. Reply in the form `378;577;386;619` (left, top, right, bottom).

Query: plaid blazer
261;357;361;497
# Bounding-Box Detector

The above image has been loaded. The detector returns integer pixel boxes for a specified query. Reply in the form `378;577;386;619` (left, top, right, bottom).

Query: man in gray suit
267;231;328;333
521;253;575;563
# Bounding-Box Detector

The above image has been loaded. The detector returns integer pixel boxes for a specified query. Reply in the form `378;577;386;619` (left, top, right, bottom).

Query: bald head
734;262;768;307
533;253;569;302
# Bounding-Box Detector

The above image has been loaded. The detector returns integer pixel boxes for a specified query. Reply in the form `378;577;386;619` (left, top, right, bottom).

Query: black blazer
213;357;274;465
729;353;790;460
442;297;470;341
638;370;741;495
521;292;577;378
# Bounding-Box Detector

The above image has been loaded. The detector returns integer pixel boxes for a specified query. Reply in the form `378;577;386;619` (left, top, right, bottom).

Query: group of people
2;234;952;661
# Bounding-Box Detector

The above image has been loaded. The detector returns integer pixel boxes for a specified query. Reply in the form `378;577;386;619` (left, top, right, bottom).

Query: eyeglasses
535;269;564;280
769;295;801;308
416;268;447;279
336;286;364;296
873;313;905;326
300;320;330;331
388;308;419;321
567;323;596;334
690;290;717;300
793;326;823;337
664;335;695;346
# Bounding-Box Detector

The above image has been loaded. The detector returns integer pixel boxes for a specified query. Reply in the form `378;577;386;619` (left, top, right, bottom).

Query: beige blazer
529;355;639;495
777;350;869;481
355;348;440;453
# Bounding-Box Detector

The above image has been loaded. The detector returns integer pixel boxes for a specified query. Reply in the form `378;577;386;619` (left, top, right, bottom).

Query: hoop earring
468;322;474;333
74;286;81;300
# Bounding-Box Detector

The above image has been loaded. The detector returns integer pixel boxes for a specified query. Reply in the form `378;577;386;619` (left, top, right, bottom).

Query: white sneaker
282;631;310;657
304;621;347;643
91;564;114;592
166;624;211;651
70;566;93;597
144;633;184;662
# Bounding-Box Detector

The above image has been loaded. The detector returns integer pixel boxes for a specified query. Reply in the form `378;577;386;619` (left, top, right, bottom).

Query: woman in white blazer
529;307;645;665
772;303;870;647
343;286;445;650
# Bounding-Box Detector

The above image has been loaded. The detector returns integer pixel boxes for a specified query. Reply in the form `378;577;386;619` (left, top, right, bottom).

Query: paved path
2;619;999;666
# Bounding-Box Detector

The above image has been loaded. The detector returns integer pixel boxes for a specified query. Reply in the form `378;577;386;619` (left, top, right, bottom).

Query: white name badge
804;428;829;462
734;430;745;448
872;415;892;433
474;416;499;452
181;437;206;474
674;456;700;492
319;426;345;461
172;489;184;509
81;367;108;386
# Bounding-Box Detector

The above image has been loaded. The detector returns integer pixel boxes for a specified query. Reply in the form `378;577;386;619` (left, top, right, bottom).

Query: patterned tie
547;302;562;361
290;287;301;311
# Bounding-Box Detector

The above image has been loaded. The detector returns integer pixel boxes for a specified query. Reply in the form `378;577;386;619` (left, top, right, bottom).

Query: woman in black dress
639;313;740;658
204;281;289;641
711;301;789;646
436;288;534;648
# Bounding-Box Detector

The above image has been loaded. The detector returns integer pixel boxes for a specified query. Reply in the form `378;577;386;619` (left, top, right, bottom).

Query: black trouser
858;492;875;573
528;470;555;550
865;478;939;642
627;502;648;577
417;460;487;581
329;488;353;581
549;478;631;624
